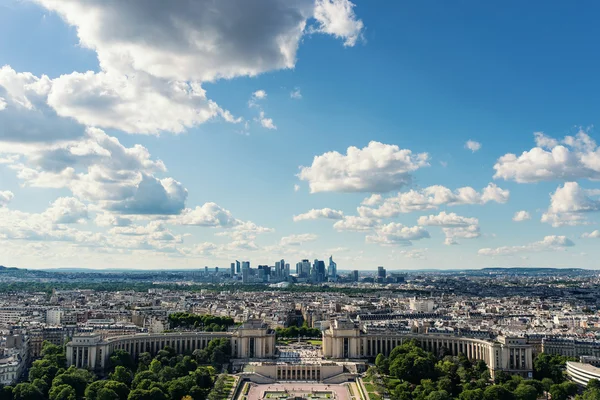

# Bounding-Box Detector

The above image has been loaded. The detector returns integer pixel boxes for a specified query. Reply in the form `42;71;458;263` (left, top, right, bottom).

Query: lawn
307;339;323;346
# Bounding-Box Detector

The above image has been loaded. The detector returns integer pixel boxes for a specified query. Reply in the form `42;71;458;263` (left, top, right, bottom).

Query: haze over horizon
1;0;600;270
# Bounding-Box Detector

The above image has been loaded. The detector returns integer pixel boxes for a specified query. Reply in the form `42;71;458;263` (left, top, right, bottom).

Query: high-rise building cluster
223;256;340;284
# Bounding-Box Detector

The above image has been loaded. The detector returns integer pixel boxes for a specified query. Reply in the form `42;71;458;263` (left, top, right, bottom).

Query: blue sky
1;0;600;270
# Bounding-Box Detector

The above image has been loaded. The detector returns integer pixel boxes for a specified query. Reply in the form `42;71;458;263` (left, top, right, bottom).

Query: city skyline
2;1;600;270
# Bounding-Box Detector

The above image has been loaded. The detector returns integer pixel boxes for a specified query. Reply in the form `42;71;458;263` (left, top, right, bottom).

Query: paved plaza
245;382;350;400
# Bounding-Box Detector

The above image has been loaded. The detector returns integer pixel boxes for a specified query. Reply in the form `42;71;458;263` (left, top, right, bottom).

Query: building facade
322;319;533;378
567;362;600;387
66;319;275;371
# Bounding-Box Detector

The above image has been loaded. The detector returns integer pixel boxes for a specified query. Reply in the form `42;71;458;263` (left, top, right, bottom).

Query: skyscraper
353;270;359;282
235;260;241;274
327;256;337;280
377;266;386;282
230;262;235;277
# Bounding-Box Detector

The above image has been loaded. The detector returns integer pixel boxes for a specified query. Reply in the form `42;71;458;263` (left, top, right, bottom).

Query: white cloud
494;131;600;183
29;0;364;135
294;184;301;192
34;0;315;82
257;111;277;130
0;66;84;143
333;216;378;232
366;223;430;246
478;235;575;256
44;197;88;224
313;0;364;47
417;211;480;245
94;213;133;227
361;194;382;206
290;88;302;99
582;230;600;239
5;127;189;216
417;211;478;227
358;183;509;218
513;210;531;222
280;233;318;246
465;140;482;152
393;248;427;259
298;141;429;193
293;208;344;221
47;70;226;135
252;90;267;100
174;202;238;227
0;191;14;207
541;182;600;227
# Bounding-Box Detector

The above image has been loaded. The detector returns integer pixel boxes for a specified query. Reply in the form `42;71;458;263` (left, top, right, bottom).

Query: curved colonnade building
322;319;534;378
66;320;276;371
566;362;600;387
68;317;537;379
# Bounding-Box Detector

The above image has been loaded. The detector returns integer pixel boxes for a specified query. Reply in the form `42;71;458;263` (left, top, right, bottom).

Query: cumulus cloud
280;233;318;246
0;204;103;244
494;131;600;183
174;202;238;227
106;175;187;215
27;0;364;135
313;0;364;47
216;221;274;242
44;197;88;224
582;230;600;239
34;0;308;81
294;184;301;192
298;141;429;193
358;183;509;218
417;211;477;227
293;208;344;221
465;140;481;152
94;213;133;227
257;111;277;130
0;66;84;143
252;90;267;100
366;223;430;246
513;210;531;222
361;194;382;206
0;191;14;207
48;70;226;135
541;182;600;227
417;211;480;245
333;216;378;232
478;235;575;256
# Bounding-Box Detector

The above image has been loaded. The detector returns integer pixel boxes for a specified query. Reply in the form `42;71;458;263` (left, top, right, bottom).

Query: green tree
48;385;76;400
482;385;514;400
550;381;578;400
109;366;133;386
51;367;95;400
375;354;390;374
459;389;484;400
426;390;451;400
110;350;135;371
12;383;44;400
513;384;537;400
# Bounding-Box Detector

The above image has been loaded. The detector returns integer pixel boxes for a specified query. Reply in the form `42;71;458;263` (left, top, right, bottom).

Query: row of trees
167;313;235;332
372;340;584;400
275;324;321;339
0;338;232;400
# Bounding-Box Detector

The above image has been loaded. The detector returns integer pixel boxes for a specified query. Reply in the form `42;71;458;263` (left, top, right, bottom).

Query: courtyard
242;382;350;400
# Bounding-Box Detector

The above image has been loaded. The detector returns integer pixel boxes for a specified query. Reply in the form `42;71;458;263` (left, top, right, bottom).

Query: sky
1;0;600;271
